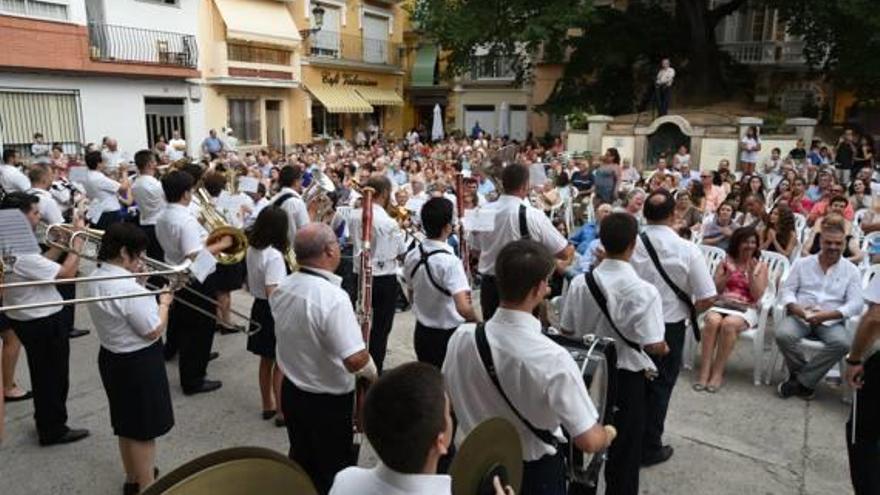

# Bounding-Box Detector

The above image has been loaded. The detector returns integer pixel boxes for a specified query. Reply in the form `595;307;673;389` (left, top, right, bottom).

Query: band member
84;223;174;495
131;150;166;263
0;149;31;193
156;171;232;395
403;197;478;368
0;192;89;445
631;190;716;466
560;213;669;495
268;165;309;244
202;172;246;333
349;175;407;374
84;150;130;231
845;272;880;495
476;163;572;321
271;223;377;494
245;207;289;427
444;240;615;495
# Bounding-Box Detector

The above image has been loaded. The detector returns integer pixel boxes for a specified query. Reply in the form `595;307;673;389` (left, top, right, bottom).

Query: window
227;43;290;65
0;0;69;21
0;90;82;156
228;99;260;145
469;55;516;80
311;104;340;137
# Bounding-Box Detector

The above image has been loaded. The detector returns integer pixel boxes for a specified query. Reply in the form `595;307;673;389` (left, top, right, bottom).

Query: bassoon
454;173;472;282
353;186;375;454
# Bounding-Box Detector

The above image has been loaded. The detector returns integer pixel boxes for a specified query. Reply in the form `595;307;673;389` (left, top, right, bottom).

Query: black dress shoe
69;328;90;339
208;351;220;362
123;482;139;495
641;445;674;467
39;428;90;446
4;390;33;402
183;380;222;396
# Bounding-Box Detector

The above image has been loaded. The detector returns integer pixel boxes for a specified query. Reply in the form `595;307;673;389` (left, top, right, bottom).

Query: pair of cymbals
450;418;523;495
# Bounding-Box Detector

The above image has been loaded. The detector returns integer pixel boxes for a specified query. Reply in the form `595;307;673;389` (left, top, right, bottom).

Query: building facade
0;0;205;157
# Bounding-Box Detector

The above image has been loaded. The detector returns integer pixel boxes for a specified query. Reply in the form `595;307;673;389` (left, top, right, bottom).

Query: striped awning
355;87;404;106
307;85;373;114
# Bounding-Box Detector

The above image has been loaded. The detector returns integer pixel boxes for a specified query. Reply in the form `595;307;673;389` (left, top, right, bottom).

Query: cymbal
450;418;523;495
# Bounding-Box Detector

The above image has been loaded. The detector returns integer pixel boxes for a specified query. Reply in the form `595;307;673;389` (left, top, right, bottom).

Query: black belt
415;320;458;333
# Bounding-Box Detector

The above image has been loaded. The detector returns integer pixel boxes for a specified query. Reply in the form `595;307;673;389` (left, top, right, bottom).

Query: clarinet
353;186;375;454
454;173;472;283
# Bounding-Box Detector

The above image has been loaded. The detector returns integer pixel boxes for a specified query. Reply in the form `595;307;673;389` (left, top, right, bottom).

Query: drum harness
639;232;701;341
409;243;453;297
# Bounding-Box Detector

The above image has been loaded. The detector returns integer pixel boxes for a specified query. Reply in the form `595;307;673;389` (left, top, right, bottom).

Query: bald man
270;222;377;494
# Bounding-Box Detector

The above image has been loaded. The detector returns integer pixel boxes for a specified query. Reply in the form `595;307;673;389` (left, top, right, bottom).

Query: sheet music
0;210;40;257
405;197;426;213
463;207;497;232
238;177;259;194
529;163;548;186
68;166;88;185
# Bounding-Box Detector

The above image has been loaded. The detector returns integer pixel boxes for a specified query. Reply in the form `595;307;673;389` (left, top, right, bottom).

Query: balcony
305;31;401;68
720;41;806;66
88;23;198;68
466;55;517;82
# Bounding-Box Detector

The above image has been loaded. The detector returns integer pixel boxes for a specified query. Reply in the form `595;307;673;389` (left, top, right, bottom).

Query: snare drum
546;333;618;493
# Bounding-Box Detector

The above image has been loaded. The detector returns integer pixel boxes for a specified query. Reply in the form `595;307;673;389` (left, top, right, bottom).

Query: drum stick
850;389;857;446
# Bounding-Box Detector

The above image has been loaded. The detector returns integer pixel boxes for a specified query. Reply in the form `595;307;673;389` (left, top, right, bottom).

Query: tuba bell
192;188;249;265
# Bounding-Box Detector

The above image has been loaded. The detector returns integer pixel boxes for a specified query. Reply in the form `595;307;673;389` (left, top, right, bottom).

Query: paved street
0;290;853;494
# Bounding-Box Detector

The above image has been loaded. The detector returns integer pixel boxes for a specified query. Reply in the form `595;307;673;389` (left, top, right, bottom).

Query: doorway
647;122;690;168
265;100;281;150
145;97;185;148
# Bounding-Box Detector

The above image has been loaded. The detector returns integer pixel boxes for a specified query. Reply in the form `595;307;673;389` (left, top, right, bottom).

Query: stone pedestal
587;115;614;157
785;117;818;147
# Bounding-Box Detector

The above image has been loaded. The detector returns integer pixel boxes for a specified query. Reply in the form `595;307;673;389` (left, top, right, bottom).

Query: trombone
0;223;261;335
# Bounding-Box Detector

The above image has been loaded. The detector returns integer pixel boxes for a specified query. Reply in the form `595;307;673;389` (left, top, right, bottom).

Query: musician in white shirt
444;240;614;495
271;223;376;494
631;190;716;466
0;192;89;446
155;171;233;395
404;197;478;368
167;130;187;161
561;213;668;495
477;163;573;320
267;165;310;245
84;150;130;230
0;149;31;193
131;150;167;262
348;175;408;373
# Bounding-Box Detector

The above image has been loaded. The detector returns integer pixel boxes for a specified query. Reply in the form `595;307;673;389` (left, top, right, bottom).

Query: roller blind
0;90;81;145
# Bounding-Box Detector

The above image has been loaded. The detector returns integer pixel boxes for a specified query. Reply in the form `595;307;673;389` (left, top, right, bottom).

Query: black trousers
414;321;457;369
139;224;168;291
606;369;648;495
281;378;355;495
169;279;217;392
521;451;566;495
657;84;671;116
848;353;880;495
354;274;398;374
56;280;76;333
479;274;500;322
643;320;685;455
10;312;71;441
91;210;124;232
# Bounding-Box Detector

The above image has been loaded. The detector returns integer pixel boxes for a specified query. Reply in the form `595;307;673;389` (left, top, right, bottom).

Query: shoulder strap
474;324;558;448
273;192;295;208
583;272;642;351
518;204;531;240
409;243;453;296
298;267;329;281
639;232;701;341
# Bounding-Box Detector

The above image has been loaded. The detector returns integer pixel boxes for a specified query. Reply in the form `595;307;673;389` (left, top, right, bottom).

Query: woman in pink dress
695;226;768;392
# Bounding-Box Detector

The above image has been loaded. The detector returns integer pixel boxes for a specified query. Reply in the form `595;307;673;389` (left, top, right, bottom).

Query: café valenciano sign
321;71;379;87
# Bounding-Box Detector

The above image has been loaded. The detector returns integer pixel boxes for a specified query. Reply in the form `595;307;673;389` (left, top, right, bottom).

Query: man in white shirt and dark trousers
655;57;675;116
561;212;669;495
0;149;31;193
268;165;310;245
271;223;377;495
444;240;615;495
404;197;479;368
84;150;129;230
477;163;573;320
844;273;880;495
131;150;167;265
631;190;716;466
156;171;233;395
775;220;863;399
1;192;89;445
349;175;407;373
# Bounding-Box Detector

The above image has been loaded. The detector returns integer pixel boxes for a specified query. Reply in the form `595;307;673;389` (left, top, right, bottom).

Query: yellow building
198;0;406;148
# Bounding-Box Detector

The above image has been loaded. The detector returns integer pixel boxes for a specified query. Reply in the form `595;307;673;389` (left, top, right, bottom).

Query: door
144;97;185;148
363;14;389;64
464;105;496;138
265;100;282;150
510;106;528;142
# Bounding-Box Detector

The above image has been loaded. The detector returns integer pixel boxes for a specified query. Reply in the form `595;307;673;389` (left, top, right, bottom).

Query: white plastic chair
860;232;880;270
700;245;726;275
793;213;807;245
854;208;869;237
681;246;728;370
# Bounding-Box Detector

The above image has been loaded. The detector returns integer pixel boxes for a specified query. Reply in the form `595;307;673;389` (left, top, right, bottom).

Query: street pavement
0;289;853;494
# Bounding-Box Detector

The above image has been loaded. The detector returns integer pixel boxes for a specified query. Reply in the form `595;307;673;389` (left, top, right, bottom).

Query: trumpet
192;188;249;265
0;223;260;334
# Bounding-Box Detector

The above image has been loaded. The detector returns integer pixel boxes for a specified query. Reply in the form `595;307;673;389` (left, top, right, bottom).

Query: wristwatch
845;353;863;366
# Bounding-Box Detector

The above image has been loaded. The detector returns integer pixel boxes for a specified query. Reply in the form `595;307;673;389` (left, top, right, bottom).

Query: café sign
321;71;379;87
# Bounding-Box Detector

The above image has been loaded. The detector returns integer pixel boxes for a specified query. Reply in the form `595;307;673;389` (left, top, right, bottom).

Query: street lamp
300;4;325;39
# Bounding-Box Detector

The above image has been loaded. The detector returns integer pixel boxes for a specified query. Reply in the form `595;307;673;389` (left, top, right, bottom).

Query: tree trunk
678;0;725;104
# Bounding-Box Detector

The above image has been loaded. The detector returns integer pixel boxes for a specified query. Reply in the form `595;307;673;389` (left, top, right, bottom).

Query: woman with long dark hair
739;126;761;176
245;206;290;427
761;204;797;258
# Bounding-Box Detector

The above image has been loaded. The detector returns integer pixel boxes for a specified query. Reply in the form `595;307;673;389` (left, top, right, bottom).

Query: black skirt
211;261;246;292
98;341;174;441
246;298;276;359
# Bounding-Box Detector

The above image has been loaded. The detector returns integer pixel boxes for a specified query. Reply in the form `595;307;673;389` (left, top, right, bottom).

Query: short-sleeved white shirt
330;463;451;495
0;164;31;193
85;263;161;353
84;170;121;223
246;246;287;299
349;204;407;277
30;188;64;225
443;308;599;461
156;203;207;265
268;187;309;244
403;239;470;329
271;267;365;395
740;136;760;164
561;259;665;372
4;253;63;321
131;175;166;226
477;195;568;276
632;224;717;323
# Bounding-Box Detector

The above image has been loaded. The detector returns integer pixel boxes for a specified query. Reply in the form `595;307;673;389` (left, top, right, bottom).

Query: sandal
4;390;33;402
275;417;286;428
706;385;719;393
262;410;276;420
692;383;706;392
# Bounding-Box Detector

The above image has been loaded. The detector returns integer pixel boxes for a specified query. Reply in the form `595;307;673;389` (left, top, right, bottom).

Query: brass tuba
192;188;249;265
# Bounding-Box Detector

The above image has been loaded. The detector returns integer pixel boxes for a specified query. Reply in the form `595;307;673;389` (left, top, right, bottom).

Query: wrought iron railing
87;23;198;68
305;31;401;66
468;55;517;80
719;41;806;65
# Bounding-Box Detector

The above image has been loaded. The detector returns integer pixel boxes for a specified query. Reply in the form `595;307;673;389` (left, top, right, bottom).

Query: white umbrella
431;104;444;142
498;101;510;138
